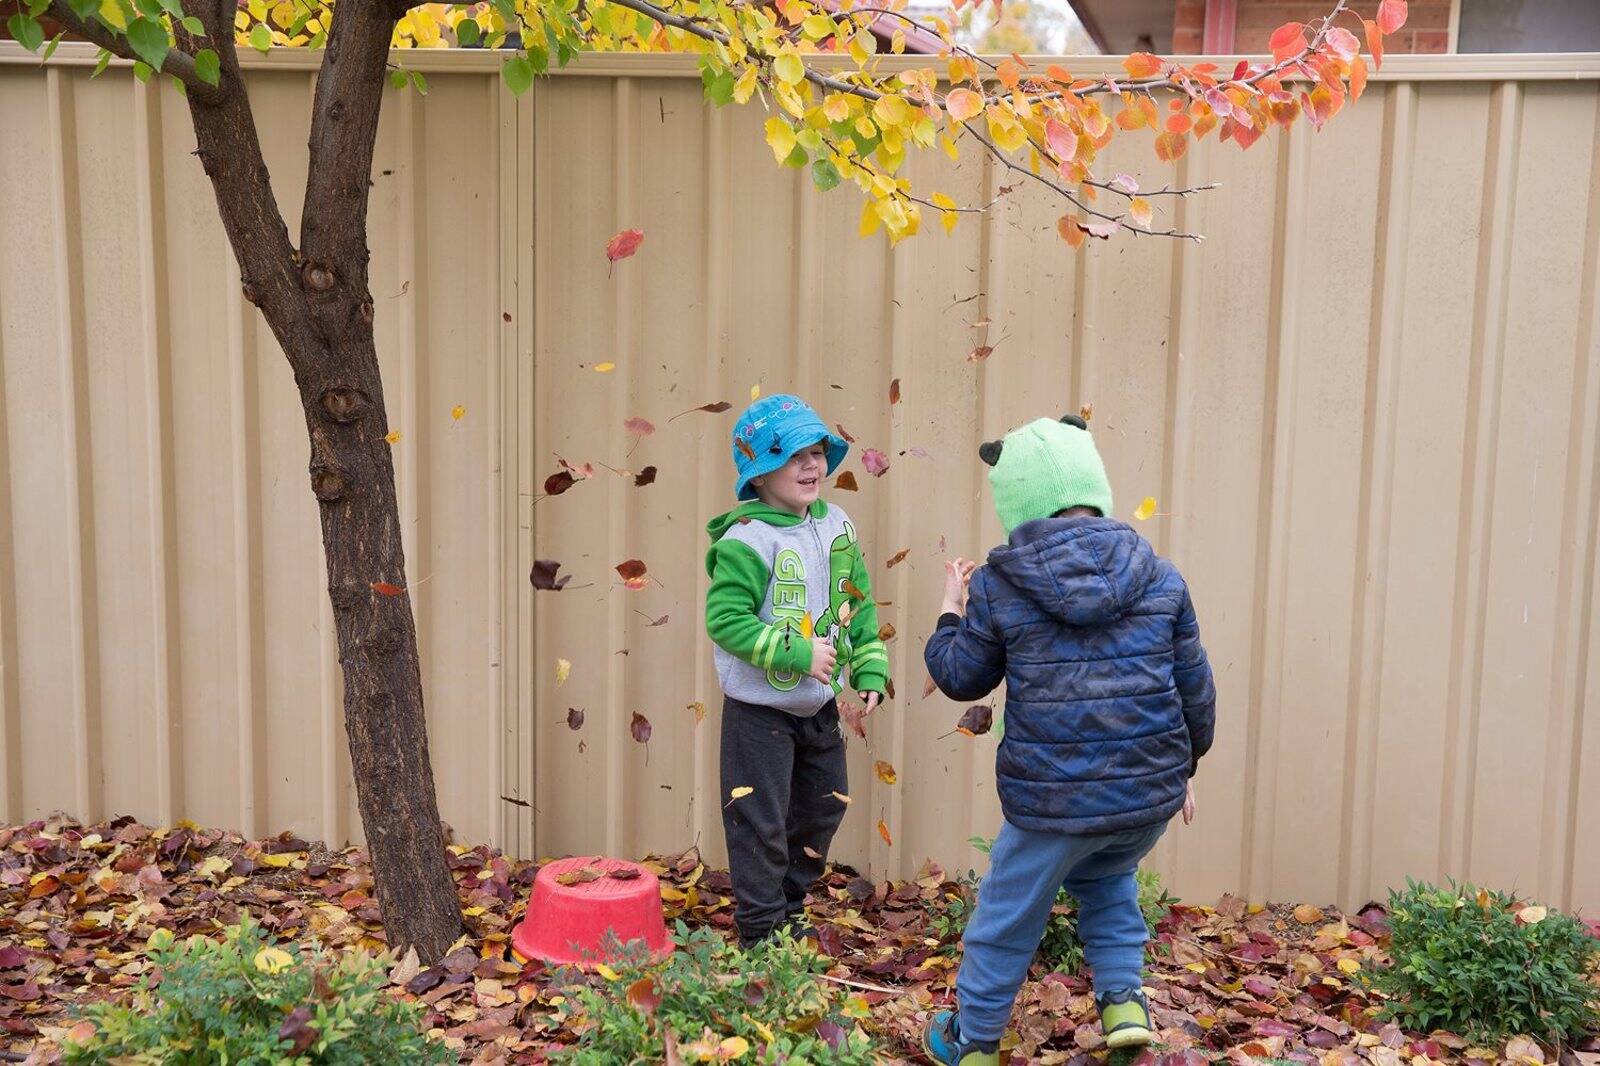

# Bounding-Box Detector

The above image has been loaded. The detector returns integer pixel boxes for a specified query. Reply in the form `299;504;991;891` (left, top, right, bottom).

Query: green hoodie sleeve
706;538;814;675
844;540;890;695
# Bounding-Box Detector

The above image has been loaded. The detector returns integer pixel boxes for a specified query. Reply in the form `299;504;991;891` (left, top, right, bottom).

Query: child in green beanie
921;414;1216;1064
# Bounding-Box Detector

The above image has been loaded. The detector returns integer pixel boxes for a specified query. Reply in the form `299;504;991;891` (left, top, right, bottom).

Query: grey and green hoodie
705;500;890;716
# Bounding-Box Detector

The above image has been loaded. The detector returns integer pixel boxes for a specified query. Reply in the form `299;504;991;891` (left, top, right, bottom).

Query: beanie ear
978;440;1004;466
1059;414;1088;430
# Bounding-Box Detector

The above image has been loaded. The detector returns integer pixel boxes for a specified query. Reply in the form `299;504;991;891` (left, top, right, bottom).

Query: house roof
820;0;947;54
1065;0;1174;53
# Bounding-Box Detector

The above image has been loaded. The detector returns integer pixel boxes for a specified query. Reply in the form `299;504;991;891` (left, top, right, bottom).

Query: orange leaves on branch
944;88;983;123
1058;215;1086;249
1269;22;1307;63
1377;0;1408;35
1044;118;1076;165
1154;131;1188;162
1364;18;1385;69
1122;52;1162;79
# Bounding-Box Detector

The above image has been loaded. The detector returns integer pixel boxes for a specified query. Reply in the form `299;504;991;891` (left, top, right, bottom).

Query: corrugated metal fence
1;44;1597;911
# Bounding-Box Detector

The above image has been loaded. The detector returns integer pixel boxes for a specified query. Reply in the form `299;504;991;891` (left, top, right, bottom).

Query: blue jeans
956;819;1167;1043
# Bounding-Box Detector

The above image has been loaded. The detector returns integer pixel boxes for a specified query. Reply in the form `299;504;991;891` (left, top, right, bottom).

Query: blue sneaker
923;1010;1000;1065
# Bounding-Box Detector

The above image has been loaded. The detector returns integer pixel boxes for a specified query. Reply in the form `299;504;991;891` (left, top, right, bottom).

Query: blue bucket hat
731;394;849;501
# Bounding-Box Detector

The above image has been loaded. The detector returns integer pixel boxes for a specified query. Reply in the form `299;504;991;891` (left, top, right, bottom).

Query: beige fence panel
1;45;1597;913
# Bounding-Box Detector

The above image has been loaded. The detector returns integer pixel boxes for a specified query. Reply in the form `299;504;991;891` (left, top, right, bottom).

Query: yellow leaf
940;135;960;162
197;855;232;879
801;13;832;38
689;700;706;724
1133;496;1157;521
773;50;804;86
719;1036;751;1060
874;760;897;784
931;192;958;235
1128;197;1153;229
859;198;882;238
257;852;296;868
800;612;814;639
253;947;293;974
733;66;759;105
822;93;850;123
728;786;754;802
385;429;402;444
750;383;761;400
764;116;797;164
555;658;571;686
96;0;128;27
1336;957;1362;975
270;0;294;27
872;94;909;127
594;963;621;982
593;362;616;373
830;790;851;804
451;404;465;420
986;111;1029;153
1517;905;1548;924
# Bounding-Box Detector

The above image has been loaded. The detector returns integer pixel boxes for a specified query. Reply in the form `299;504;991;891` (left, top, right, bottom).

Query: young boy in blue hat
922;414;1216;1062
704;394;891;947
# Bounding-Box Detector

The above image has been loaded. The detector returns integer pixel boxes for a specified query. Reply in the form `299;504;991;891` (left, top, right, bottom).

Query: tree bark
51;0;465;960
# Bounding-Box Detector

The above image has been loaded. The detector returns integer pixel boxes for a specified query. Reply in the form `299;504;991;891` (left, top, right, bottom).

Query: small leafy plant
553;923;877;1063
62;917;450;1065
963;836;1177;974
1367;879;1599;1045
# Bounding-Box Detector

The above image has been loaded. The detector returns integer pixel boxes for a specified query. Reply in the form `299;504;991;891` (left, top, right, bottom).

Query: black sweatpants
719;695;849;947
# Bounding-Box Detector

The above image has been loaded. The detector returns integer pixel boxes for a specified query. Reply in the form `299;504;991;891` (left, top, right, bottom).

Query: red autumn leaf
885;548;910;568
1231;59;1250;81
1269;21;1306;63
616;559;649;588
834;471;859;492
1349;55;1369;101
544;469;577;496
1057;215;1085;249
843;578;867;601
1377;0;1407;34
888;378;901;406
279;1006;318;1055
530;559;572;591
608;866;642;881
839;699;868;739
734;437;756;461
861;449;890;477
629;711;652;743
1325;25;1360;60
567;707;584;730
877;820;893;846
624;416;656;438
634;465;658;487
835;423;856;443
626;975;662;1016
956;704;994;736
605;228;644;263
370;581;405;596
1364;18;1385;69
1044;118;1076;163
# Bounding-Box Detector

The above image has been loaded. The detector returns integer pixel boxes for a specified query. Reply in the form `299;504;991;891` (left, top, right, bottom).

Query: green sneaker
1097;988;1153;1050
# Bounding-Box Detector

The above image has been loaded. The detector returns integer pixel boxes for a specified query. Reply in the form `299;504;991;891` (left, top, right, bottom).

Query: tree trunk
167;0;464;961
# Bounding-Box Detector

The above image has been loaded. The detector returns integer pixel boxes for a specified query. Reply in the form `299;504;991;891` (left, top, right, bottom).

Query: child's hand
1182;780;1196;825
808;638;838;684
941;558;977;616
859;691;880;717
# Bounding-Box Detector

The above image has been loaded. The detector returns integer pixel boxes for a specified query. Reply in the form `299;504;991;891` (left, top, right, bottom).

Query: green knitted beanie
983;415;1114;534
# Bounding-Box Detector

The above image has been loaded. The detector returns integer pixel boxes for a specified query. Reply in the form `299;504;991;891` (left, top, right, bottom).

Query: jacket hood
986;517;1160;626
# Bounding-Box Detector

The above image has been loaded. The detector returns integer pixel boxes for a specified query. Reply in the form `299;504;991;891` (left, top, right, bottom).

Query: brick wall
1174;0;1453;54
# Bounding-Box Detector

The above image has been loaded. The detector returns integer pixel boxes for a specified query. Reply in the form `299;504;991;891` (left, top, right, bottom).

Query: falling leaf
530;559;572;591
802;846;822;859
800;612;814;639
888;378;901;405
862;449;890;477
616;559;649;588
873;760;897;785
630;712;652;744
956;704;994;736
451;404;465;420
502;311;513;322
385;430;402;444
907;446;930;459
688;700;706;724
735;437;756;461
593;363;616;374
835;423;856;443
750;383;761;401
1133;496;1158;521
830;791;851;805
370;581;405;596
843;578;867;602
668;400;732;422
727;786;754;805
605;228;644;263
637;611;670;627
877;820;893;846
544;470;577;496
922;674;939;699
839;699;868;739
835;471;859;492
968;345;995;362
555;659;571;687
1079;402;1094;423
885;548;910;569
566;706;584;729
624;416;656;439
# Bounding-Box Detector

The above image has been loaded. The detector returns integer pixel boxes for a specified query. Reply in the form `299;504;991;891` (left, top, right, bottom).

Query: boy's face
752;441;828;514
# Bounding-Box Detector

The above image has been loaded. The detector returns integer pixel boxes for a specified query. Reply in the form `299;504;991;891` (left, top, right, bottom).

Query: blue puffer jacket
925;517;1215;835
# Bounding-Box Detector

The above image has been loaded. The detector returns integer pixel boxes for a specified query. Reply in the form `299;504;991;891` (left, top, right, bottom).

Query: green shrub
63;917;450;1065
1367;879;1599;1044
553;924;877;1064
965;836;1177;974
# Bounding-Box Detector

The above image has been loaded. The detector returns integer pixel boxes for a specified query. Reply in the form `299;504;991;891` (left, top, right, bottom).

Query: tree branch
44;0;224;104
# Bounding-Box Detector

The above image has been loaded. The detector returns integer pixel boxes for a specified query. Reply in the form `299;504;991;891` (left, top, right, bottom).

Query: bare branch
43;0;224;103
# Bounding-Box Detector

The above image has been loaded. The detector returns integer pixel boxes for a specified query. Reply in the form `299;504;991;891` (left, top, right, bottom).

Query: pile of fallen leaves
3;814;1596;1064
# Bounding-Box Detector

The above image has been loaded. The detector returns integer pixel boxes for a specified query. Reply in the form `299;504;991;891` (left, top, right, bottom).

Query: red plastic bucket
511;856;671;967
